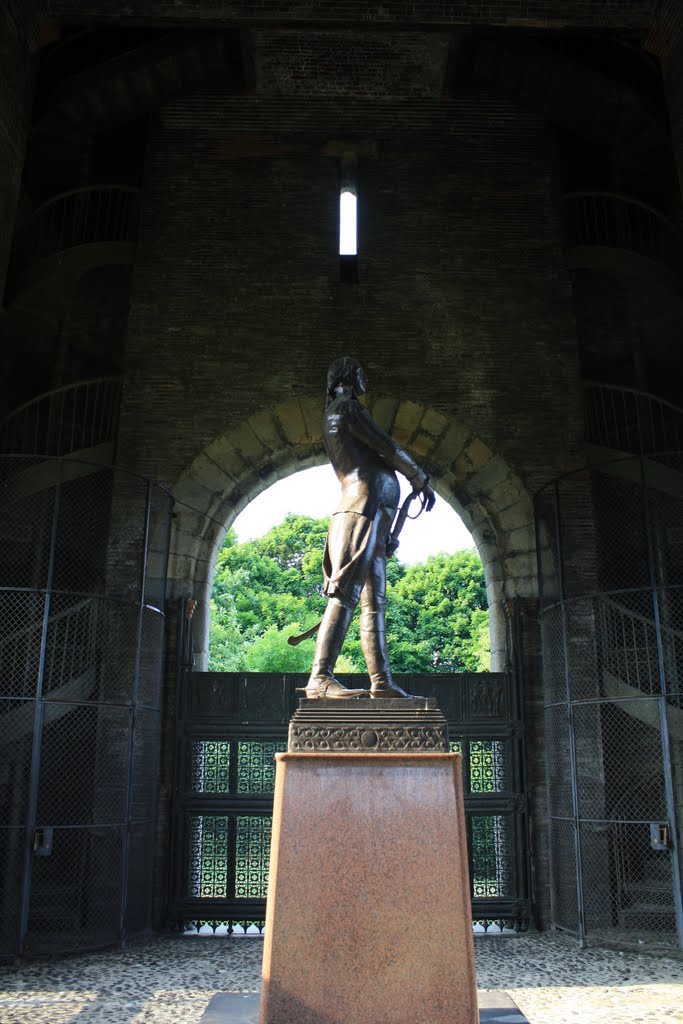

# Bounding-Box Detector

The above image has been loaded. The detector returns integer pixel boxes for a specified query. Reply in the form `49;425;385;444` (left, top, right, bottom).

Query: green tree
391;551;490;672
208;515;489;674
242;623;357;674
209;516;331;671
208;593;245;671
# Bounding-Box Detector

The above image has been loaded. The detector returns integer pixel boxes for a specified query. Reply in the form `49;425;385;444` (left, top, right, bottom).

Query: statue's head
326;356;366;405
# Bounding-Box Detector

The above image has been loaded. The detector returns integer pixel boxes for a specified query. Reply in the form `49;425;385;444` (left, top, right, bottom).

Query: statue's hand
409;472;436;512
421;482;436;512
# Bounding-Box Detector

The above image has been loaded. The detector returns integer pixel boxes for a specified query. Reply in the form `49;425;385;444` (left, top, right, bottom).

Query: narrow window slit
339;183;358;283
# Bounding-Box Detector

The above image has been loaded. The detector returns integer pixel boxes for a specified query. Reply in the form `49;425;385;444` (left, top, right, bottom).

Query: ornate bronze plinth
287;696;449;753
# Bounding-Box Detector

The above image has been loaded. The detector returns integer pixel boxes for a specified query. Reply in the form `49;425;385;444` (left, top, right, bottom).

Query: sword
286;490;422;647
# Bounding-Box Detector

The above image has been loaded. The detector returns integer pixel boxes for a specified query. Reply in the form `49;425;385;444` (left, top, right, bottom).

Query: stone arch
168;394;536;672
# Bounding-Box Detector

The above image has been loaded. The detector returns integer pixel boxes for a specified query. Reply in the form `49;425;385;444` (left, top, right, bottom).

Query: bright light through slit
339;189;357;255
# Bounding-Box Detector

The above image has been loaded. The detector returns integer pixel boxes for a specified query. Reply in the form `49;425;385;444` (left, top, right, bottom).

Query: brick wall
46;0;653;30
253;30;451;98
119;92;580;495
571;270;642;387
57;266;133;383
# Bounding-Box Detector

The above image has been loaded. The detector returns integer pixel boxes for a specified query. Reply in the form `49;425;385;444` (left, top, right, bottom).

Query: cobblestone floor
0;932;681;1024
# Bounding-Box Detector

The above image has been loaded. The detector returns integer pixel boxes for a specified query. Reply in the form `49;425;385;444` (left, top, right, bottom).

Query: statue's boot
361;608;415;698
305;602;368;698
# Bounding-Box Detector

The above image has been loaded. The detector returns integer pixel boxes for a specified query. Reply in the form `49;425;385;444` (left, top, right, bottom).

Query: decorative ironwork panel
407;674;463;720
186;813;273;902
173;670;527;933
465;676;508;723
189;816;230;899
191;740;231;794
237;741;287;793
239;675;291;723
190;675;236;720
235;816;272;898
469;740;511;794
470;815;514;900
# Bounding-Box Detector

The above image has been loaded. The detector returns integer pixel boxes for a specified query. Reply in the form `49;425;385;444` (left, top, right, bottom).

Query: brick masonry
46;0;654;30
120;91;579;489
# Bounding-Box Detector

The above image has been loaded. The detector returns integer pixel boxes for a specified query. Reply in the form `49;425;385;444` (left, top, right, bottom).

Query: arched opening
208;463;488;676
167;395;536;674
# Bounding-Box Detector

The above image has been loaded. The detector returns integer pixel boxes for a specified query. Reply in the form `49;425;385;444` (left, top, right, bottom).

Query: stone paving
0;932;681;1024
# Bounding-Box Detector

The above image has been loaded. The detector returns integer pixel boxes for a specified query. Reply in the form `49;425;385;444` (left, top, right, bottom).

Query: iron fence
536;454;683;949
170;667;529;936
0;456;172;958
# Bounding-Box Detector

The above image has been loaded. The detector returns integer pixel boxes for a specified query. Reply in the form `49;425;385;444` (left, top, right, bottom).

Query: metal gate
536;455;683;949
170;660;529;934
0;457;172;958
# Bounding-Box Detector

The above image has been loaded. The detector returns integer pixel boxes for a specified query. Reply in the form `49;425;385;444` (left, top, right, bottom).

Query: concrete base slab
200;993;260;1023
478;989;529;1022
200;991;529;1023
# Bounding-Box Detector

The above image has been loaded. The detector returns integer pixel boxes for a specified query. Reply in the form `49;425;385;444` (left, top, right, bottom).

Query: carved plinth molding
288;696;449;752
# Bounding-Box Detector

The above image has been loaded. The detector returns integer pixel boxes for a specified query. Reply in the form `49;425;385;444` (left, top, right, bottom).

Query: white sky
233;465;475;564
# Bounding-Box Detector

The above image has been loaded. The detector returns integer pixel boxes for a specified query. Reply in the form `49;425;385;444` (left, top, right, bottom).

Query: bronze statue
304;357;436;699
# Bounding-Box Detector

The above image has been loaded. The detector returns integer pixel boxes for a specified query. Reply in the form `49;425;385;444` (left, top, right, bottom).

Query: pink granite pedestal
260;753;478;1024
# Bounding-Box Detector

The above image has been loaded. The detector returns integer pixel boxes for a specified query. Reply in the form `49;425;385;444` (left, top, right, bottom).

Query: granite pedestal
259;751;478;1024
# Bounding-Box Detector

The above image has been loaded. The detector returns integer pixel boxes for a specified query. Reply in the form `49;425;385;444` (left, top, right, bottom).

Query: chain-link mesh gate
170;663;529;935
0;456;172;958
536;454;683;949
